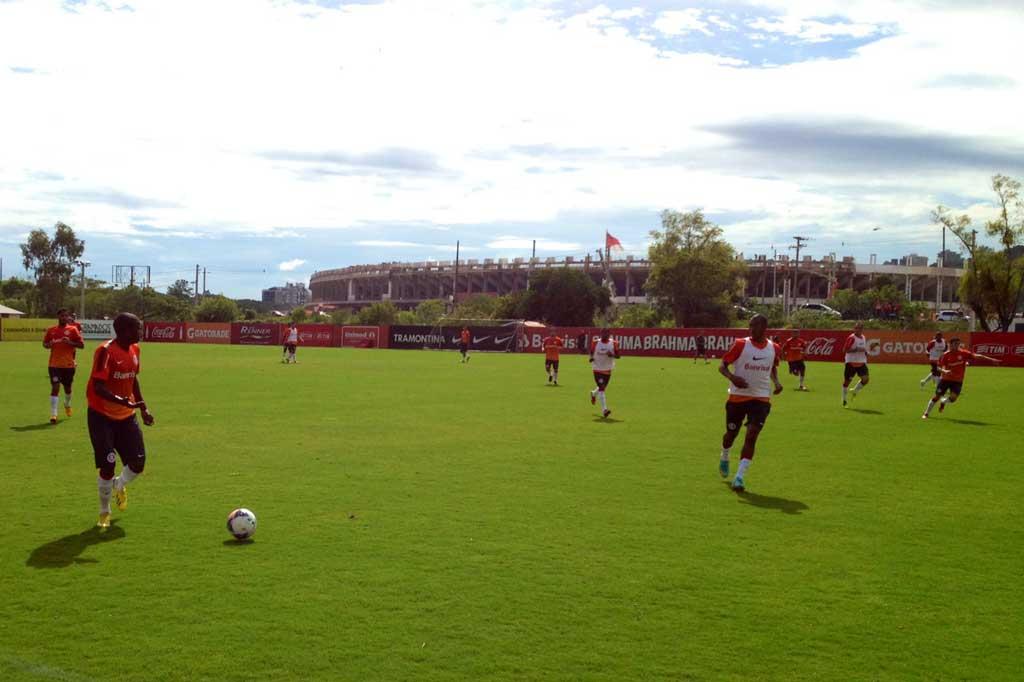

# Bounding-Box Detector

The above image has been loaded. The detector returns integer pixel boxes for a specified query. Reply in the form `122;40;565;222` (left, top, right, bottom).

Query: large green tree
194;295;241;322
20;222;85;315
516;268;611;326
933;174;1024;331
644;209;746;327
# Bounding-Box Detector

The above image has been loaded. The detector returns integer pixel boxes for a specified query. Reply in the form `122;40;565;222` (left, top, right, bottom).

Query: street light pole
76;260;91;318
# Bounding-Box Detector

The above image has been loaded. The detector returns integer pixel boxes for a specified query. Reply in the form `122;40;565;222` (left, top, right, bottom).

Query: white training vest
927;339;947;362
727;338;776;400
591;339;617;372
286;329;299;343
845;334;868;364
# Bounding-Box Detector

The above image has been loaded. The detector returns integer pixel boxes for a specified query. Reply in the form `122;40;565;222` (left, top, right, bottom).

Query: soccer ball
226;508;257;540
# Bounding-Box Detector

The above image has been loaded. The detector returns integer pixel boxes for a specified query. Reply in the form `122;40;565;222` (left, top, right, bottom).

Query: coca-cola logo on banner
144;322;184;342
804;336;837;357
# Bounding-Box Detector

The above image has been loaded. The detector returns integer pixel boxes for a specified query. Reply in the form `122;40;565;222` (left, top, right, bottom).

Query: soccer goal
425;317;526;352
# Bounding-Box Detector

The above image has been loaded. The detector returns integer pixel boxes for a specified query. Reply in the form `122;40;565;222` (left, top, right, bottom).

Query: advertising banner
0;317;52;342
186;322;231;344
388;324;521;352
79;319;115;340
338;325;380;348
967;332;1024;368
519;327;749;358
230;322;280;346
292;324;333;347
143;321;184;343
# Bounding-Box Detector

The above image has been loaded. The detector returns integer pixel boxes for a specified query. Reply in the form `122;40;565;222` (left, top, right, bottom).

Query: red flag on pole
605;231;623;251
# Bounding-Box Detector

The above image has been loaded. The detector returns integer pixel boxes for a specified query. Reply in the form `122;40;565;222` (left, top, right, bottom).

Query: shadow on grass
947;418;994;426
850;408;884;415
223;539;256;547
26;522;126;568
723;483;809;515
592;416;624;423
10;422;62;432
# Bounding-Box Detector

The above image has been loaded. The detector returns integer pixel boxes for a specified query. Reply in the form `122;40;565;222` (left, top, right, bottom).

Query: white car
935;310;967;322
797;303;842;318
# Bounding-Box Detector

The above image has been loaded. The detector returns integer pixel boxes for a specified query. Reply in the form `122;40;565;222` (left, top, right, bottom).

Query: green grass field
1;342;1021;681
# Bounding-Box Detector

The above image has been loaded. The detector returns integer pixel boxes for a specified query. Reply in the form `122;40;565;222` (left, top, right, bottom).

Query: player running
781;330;808;391
85;313;155;529
921;337;1000;419
282;323;299;364
589;329;620;418
842;322;875;407
919;331;947;389
718;315;783;492
694;332;709;365
543;332;564;385
42;308;85;423
459;327;471;363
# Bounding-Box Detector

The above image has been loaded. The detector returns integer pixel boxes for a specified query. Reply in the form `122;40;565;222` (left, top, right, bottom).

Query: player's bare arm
133;377;155;425
719;361;748;388
92;378;146;411
771;366;783;394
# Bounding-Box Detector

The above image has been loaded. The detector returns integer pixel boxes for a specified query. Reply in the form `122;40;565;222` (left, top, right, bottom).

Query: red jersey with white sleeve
722;337;780;403
590;338;618;374
543;335;563;360
284;327;299;344
86;339;141;421
926;339;947;362
844;333;868;366
938;348;976;383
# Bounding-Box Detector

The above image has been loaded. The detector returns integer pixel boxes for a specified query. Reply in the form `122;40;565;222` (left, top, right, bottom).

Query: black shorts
843;364;869;382
696;346;707;355
284;343;296;353
725;400;772;431
545;359;559;371
48;367;75;390
88;408;146;472
593;372;611;389
459;342;468;353
936;380;963;396
930;362;941;377
788;360;806;375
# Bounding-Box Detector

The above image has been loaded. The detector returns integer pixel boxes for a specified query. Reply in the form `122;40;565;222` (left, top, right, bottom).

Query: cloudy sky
1;0;1022;298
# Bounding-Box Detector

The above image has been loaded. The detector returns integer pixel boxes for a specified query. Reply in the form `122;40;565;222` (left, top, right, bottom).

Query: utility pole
452;241;460;311
77;260;90;318
527;239;536;290
789;236;810;308
195;264;200;303
202;267;207;298
936;222;946;312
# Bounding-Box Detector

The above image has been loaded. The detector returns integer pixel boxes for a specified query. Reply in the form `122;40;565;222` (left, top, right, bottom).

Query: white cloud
747;16;882;43
653;9;712;36
278;259;306;271
487;237;583;251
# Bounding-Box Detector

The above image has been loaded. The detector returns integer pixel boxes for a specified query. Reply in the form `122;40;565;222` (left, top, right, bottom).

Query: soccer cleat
547;374;552;383
731;476;745;493
590;393;597;405
939;400;946;413
719;459;729;478
114;485;128;512
50;416;58;424
97;513;111;529
553;380;558;386
65;406;73;417
602;409;612;419
921;414;928;420
842;400;847;408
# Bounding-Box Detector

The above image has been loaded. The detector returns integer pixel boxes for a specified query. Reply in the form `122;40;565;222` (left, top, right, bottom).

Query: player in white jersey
282;323;299;364
841;322;876;407
589;329;620;418
919;331;947;389
717;314;783;493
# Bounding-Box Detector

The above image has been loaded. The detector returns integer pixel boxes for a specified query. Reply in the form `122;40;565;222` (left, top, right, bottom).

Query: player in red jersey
841;322;877;407
42;308;85;423
459;327;471;363
86;313;155;529
718;315;783;492
282;323;300;363
921;337;1000;419
542;332;564;385
781;330;808;391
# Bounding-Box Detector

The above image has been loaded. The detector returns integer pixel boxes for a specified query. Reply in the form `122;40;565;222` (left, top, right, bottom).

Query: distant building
899;253;929;267
936;249;964;268
262;282;310;307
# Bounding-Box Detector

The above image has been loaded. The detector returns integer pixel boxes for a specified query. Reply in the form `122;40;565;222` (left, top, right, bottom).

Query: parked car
935;310;967;322
733;304;758;319
797;302;842;318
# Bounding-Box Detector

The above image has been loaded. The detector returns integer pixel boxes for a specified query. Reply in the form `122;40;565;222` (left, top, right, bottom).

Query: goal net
424;317;525;352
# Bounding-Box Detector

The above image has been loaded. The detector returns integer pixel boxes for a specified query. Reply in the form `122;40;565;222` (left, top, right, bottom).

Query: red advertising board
291;324;333;347
967;332;1024;368
519;327;750;357
231;322;280;346
144;321;184;342
185;322;231;344
338;325;380;348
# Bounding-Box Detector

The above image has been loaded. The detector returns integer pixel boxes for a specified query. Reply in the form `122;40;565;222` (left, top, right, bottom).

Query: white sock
842;386;848;401
921;372;932;383
924;398;936;415
852;381;864;394
736;458;751;478
290;352;296;362
799;376;805;388
64;394;72;407
591;388;597;397
598;391;608;411
115;466;139;491
50;396;59;416
553;372;558;382
940;397;948;406
720;447;730;461
98;477;113;514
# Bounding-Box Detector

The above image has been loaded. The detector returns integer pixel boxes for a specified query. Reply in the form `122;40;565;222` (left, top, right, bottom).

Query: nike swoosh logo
472;336;490;343
496;335;513;344
752;356;767;361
